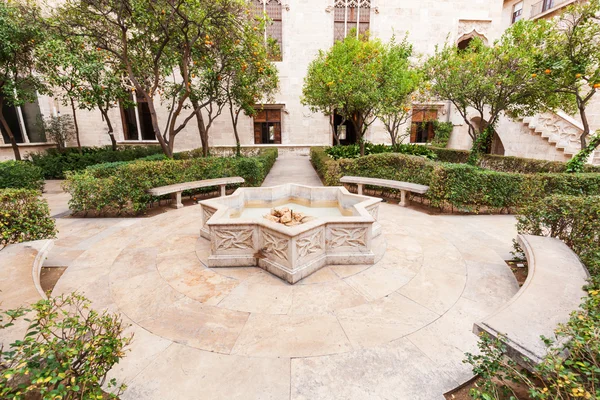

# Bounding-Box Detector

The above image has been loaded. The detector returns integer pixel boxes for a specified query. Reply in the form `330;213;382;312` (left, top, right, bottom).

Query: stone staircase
521;111;600;165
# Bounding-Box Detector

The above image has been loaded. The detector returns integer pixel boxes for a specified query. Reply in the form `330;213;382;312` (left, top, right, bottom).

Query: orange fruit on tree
544;69;551;74
594;83;600;89
532;73;537;78
576;73;582;79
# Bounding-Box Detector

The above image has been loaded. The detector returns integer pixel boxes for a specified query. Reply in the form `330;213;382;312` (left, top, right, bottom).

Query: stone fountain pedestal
199;184;381;284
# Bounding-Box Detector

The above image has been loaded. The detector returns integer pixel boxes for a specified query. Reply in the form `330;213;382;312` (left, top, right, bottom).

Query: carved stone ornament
329;227;367;248
214;229;254;251
203;207;215;223
296;230;324;259
262;230;289;261
457;20;491;44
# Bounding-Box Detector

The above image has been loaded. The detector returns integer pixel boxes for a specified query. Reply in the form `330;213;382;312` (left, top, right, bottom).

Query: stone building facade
0;0;598;163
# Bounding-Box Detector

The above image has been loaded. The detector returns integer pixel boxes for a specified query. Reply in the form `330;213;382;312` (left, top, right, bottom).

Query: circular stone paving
51;203;520;400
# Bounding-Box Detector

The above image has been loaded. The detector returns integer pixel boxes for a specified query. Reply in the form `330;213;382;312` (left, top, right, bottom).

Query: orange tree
0;0;45;160
53;0;256;158
425;21;551;164
302;33;385;156
222;21;279;157
529;0;600;171
375;36;422;146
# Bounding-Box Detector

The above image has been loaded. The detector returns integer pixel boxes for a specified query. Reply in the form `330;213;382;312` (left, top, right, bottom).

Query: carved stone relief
262;230;289;261
214;229;254;251
296;229;324;259
329;227;367;248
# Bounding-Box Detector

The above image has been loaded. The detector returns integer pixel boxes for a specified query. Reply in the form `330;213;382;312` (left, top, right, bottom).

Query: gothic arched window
334;0;371;42
251;0;283;61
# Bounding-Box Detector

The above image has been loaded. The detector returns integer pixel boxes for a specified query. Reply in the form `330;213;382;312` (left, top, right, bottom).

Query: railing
530;0;572;18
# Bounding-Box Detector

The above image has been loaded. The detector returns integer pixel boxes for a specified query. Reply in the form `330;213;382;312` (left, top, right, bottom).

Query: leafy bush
430;121;453;148
28;146;164;179
430;146;600;174
311;147;600;212
517;195;600;274
466;195;600;400
0;293;131;399
64;148;278;215
0;189;56;246
324;143;437;160
0;161;44;191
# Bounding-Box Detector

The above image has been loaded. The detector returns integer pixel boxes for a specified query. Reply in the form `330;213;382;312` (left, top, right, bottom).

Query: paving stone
231;313;352;357
123;343;290;400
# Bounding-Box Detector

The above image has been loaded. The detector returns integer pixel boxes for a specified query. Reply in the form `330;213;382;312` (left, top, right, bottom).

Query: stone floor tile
231;313;352;357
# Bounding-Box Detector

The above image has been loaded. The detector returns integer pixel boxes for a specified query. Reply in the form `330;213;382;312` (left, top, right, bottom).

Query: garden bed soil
40;267;67;294
445;377;534;400
506;260;528;286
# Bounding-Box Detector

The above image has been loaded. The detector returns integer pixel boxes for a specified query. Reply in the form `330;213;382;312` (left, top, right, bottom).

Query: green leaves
0;161;44;191
0;189;56;246
62;148;278;215
0;293;131;399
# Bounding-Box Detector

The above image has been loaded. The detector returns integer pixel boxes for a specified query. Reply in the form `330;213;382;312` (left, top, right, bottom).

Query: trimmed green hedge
311;147;600;212
0;161;44;191
324;143;437;160
517;195;600;275
64;149;278;215
28;146;165;179
429;147;600;174
0;189;57;246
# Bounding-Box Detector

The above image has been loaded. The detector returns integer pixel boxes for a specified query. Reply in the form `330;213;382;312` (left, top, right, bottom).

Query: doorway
333;113;356;145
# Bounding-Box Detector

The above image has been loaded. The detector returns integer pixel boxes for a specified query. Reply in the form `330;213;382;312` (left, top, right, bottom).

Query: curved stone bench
340;176;429;206
473;234;589;369
147;177;245;209
0;240;53;309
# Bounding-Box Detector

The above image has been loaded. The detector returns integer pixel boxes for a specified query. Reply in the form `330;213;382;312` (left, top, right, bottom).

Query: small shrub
0;293;132;399
0;161;44;191
28;146;164;179
517;195;600;274
430;121;453;148
429;146;600;174
64;149;279;215
41;114;75;151
311;148;600;212
323;143;437;160
0;189;56;246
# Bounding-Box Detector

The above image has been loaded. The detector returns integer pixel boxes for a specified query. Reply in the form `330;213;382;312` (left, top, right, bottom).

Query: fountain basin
199;184;381;284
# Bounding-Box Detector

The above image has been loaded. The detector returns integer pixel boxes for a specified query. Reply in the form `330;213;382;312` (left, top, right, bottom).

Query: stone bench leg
399;190;409;207
357;184;364;195
171;191;184;209
220;184;227;197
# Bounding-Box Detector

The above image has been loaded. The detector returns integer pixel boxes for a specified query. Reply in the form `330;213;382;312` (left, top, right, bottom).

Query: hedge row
0;161;44;191
0;189;57;246
28;146;165;179
64;148;278;215
311;147;600;212
429;146;600;174
517;195;600;275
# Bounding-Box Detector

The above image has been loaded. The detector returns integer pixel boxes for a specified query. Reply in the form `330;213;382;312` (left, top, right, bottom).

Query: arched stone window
334;0;371;42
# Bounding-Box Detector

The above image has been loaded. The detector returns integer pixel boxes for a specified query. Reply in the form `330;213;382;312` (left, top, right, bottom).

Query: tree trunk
229;105;242;157
192;99;209;157
329;114;340;146
350;113;365;156
100;108;118;151
0;108;21;161
144;95;172;157
70;98;82;154
579;106;590;150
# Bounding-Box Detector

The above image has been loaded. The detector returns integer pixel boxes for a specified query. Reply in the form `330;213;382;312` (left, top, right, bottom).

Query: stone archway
470;116;505;156
457;19;491;49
